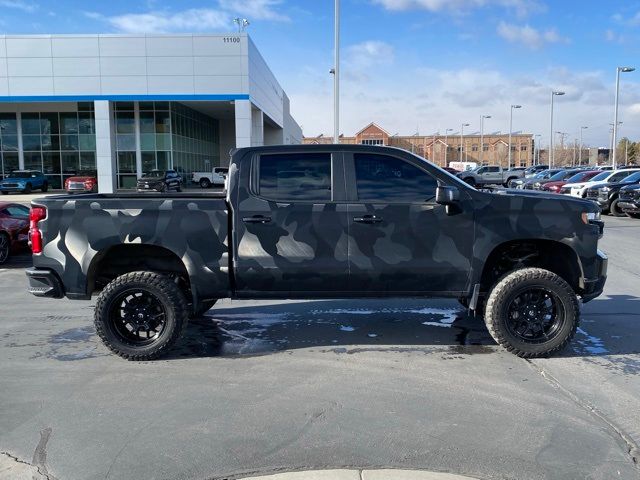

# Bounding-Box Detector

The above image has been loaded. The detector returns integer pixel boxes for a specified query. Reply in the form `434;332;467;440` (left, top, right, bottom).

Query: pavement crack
526;359;639;468
0;450;56;480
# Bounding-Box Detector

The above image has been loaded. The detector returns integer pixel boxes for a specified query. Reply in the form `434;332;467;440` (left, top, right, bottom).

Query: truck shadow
165;296;640;363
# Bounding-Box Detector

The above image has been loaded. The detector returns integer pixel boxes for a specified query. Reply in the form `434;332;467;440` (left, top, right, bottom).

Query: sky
1;0;640;148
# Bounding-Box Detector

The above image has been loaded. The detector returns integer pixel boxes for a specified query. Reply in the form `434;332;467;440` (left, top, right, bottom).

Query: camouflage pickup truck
26;145;607;360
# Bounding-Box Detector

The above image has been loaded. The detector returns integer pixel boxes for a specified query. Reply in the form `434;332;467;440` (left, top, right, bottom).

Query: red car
541;170;600;193
64;171;98;193
0;202;30;264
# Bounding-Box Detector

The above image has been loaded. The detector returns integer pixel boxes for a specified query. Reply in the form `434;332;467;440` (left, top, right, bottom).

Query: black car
529;169;580;191
618;184;640;219
585;170;640;216
517;168;563;189
136;169;182;192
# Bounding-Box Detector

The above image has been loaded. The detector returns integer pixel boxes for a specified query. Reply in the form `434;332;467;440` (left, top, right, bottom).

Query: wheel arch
477;239;584;294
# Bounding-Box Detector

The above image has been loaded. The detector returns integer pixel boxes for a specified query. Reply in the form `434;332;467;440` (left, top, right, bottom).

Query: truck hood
496;188;597;210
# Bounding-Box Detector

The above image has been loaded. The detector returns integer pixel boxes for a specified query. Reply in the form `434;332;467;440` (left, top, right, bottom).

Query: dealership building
0;33;302;191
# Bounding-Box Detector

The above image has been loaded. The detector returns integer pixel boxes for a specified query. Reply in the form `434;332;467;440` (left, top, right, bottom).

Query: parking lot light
508;105;522;168
549;91;565;167
612;66;635;169
460;123;470;162
444;128;454;165
480;115;491;164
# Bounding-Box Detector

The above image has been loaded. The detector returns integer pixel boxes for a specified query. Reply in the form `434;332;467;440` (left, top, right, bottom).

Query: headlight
534;182;541;187
581;211;601;224
600;187;610;193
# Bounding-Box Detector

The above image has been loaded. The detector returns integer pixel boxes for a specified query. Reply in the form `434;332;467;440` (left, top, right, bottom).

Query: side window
486;166;500;173
354;153;438;203
259;153;331;201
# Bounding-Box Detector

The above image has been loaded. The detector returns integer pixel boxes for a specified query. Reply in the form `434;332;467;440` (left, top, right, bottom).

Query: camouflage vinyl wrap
32;195;229;301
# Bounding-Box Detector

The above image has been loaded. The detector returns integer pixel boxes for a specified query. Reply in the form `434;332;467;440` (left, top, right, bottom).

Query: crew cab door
345;152;474;294
233;150;350;296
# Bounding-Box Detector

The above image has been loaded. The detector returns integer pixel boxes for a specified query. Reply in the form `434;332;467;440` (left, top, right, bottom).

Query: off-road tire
609;198;625;217
199;178;211;189
484;267;579;358
0;232;10;265
190;299;218;318
94;271;188;360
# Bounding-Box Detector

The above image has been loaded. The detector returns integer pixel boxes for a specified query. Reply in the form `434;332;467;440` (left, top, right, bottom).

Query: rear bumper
25;267;65;298
581;250;607;303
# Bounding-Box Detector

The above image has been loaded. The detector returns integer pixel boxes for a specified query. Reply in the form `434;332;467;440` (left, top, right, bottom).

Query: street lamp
612;66;635;168
332;0;340;144
508;105;521;168
534;134;541;165
479;114;491;164
444;128;453;165
579;126;588;165
460;123;470;162
549;91;565;167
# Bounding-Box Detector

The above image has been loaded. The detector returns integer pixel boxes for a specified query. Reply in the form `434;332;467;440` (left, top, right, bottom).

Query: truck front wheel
94;271;188;360
484;268;579;358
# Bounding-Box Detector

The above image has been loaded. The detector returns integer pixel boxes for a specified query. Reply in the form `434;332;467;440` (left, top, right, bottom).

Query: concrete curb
240;469;479;480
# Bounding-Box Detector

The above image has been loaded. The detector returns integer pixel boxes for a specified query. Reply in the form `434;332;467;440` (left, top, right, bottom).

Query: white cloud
604;29;625;44
0;0;37;12
87;0;289;34
372;0;544;17
497;21;568;49
612;11;640;27
218;0;289;21
87;9;230;33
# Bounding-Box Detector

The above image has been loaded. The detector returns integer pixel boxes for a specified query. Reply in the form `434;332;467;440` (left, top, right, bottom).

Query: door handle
353;215;383;224
242;215;272;224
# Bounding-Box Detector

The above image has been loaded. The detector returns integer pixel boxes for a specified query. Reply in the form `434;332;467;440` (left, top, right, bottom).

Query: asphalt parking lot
1;216;639;480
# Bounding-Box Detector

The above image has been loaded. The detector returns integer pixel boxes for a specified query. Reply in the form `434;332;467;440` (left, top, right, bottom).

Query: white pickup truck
191;167;228;188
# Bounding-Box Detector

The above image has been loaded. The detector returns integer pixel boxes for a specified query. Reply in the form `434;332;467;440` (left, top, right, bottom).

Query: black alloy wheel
109;289;168;345
504;287;564;344
0;233;10;264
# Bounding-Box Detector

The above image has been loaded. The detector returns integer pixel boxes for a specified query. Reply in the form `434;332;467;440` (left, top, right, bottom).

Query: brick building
304;122;535;168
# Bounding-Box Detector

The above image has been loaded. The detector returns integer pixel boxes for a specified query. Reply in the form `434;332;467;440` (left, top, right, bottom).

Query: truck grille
620;190;639;201
586;190;599;199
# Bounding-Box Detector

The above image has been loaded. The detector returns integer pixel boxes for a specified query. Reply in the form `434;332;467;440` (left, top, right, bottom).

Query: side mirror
436;186;460;206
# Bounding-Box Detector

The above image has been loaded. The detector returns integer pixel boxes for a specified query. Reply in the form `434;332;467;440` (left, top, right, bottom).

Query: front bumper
581;250;607;303
618;201;640;213
0;185;26;192
25;267;65;298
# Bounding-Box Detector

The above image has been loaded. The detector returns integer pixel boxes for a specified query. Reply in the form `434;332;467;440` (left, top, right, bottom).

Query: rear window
259;153;331;201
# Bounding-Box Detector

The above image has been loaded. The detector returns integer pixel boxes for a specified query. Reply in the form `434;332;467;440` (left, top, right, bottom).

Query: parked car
0;170;48;194
554;171;601;194
516;169;564;189
192;167;228;188
529;169;580;190
0;202;29;264
618;184;640;219
27;145;606;361
457;165;525;187
564;169;640;198
585;171;640;216
136;169;182;192
64;171;98;193
524;165;549;178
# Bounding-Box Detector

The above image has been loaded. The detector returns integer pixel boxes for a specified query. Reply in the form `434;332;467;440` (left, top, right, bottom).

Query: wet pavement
0;215;639;480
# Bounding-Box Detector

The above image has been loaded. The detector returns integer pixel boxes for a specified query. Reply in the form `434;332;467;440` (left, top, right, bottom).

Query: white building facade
0;33;302;192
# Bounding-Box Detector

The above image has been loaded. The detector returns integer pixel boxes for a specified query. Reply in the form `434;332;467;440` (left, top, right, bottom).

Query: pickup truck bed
30;193;229;305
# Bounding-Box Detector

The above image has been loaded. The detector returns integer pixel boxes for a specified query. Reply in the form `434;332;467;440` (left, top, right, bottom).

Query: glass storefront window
61;135;79;151
155;111;171;133
140;133;156;151
0;114;18;135
24;152;42;171
1;135;18;151
42;135;60;151
156;134;171;151
116;112;135;134
142;152;156;173
61;152;79;174
117;135;136;151
23;135;42;151
140;112;155;133
80;152;96;170
60;113;79;135
156;151;170;170
21;113;42;135
1;152;19;177
117;152;136;173
43;152;62;174
78;113;95;134
40;113;59;135
79;134;96;151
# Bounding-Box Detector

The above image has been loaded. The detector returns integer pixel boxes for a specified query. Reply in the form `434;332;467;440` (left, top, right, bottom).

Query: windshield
7;171;31;179
621;171;640;183
548;170;577;181
609;170;637;182
142;170;163;178
590;171;610;182
566;171;595;183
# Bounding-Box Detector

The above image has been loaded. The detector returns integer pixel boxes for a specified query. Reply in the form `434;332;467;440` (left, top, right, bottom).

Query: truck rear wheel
484;268;579;358
199;178;211;188
94;271;188;360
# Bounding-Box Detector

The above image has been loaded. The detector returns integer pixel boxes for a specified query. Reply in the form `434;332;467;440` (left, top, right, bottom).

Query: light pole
332;0;340;143
612;66;635;168
460;123;469;162
549;91;565;167
479;114;491;164
579;126;588;165
508;105;521;168
443;128;453;166
534;134;541;165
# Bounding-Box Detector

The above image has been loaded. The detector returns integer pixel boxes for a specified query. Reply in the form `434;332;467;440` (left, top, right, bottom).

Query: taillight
29;206;47;254
84;179;95;189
